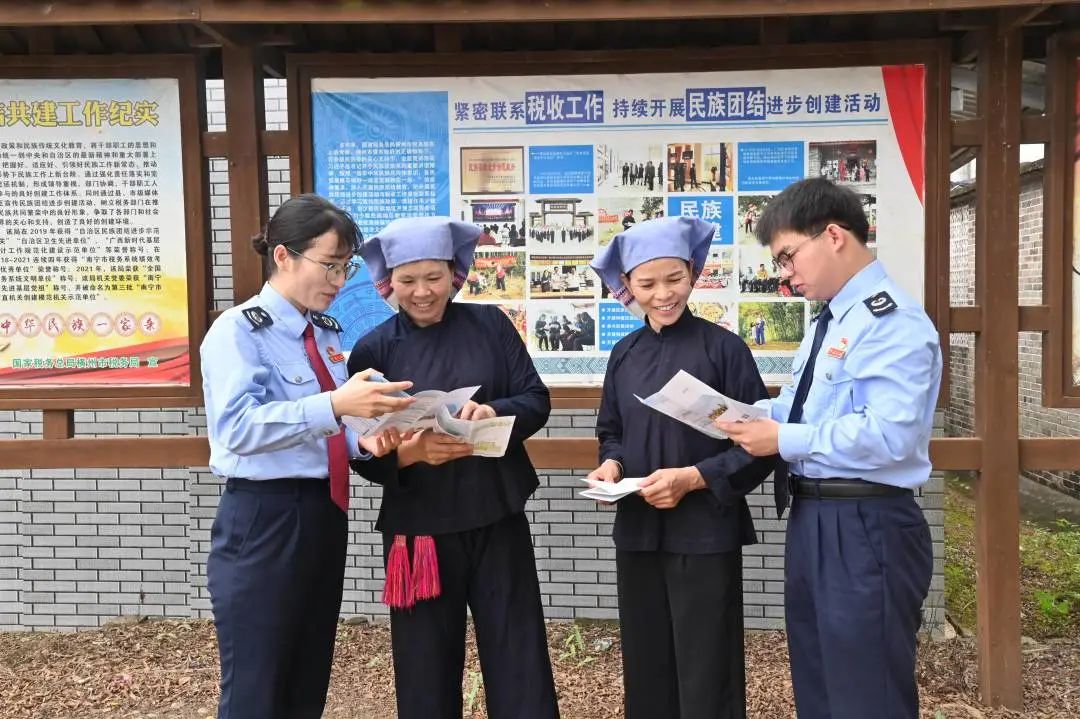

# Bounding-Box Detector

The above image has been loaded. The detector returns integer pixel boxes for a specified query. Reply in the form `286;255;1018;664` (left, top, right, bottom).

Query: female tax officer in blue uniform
200;194;415;719
347;216;559;719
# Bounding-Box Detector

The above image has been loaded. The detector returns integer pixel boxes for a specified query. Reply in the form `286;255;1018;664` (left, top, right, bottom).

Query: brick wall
947;167;1080;497
1;79;944;631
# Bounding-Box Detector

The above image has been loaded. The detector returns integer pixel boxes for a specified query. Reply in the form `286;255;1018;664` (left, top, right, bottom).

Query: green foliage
640;196;663;219
737;302;805;343
464;670;483;713
558;623;596;668
945;475;1080;639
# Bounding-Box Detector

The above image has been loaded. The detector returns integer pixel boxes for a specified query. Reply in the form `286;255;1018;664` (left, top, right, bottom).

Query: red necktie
302;323;349;513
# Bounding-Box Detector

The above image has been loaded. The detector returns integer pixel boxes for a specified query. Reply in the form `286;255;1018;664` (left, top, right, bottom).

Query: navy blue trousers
207;478;347;719
385;512;559;719
785;493;933;719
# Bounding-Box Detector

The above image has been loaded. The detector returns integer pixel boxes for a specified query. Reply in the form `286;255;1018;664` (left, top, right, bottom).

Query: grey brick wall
947;169;1080;497
2;79;944;632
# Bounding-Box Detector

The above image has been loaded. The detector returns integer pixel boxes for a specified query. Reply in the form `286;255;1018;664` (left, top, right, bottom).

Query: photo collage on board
452;137;879;361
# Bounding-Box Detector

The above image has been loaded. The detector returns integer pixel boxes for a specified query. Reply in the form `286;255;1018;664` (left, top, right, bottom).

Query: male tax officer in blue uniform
717;178;942;719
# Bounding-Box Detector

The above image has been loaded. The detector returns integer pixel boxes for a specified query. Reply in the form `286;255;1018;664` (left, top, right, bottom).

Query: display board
311;66;926;384
0;78;192;388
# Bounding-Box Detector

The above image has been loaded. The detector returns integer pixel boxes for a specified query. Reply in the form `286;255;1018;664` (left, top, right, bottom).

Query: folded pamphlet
578;475;644;502
341;376;516;457
634;369;767;440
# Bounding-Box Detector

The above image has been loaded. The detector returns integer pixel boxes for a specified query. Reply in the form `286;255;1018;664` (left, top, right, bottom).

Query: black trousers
785;493;933;719
616;549;746;719
207;478;347;719
386;512;559;719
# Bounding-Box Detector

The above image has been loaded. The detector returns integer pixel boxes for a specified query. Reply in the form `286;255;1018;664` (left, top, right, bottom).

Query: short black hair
754;178;869;246
251;194;362;274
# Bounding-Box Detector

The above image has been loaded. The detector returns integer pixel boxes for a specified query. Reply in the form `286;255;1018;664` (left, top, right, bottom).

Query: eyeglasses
772;224;849;273
285;245;361;282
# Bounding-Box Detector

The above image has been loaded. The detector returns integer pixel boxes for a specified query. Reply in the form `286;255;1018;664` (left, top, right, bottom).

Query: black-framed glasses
772;223;849;273
285;245;361;282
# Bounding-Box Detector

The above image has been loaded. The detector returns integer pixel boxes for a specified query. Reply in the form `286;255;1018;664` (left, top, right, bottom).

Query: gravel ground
2;618;1076;718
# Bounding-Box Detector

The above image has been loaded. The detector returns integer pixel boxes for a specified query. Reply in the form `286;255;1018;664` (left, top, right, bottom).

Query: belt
226;477;329;493
792;475;911;499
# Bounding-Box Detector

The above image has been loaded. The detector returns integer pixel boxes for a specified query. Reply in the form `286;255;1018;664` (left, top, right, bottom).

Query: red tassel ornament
382;534;415;609
411;534;441;602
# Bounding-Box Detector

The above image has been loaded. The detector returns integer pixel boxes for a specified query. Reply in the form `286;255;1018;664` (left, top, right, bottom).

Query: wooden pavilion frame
3;0;1080;709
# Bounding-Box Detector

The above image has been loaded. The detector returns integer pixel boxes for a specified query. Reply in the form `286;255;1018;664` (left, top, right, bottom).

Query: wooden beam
202;130;227;157
1041;33;1079;408
949;305;1051;333
192;21;236;47
261;47;287;80
41;410;74;440
202;130;292;158
0;435;990;472
0;394;207;411
549;386;601;410
0;437;211;469
222;44;269;305
1;1;1061;26
950;306;981;332
195;0;1064;25
1020;113;1050;143
929;42;953;408
939;9;994;32
950;146;979;173
1019;304;1052;331
972;18;1023;709
929;437;982;470
952;118;985;147
956;32;984;63
1019;438;1080;470
0;2;198;25
524;437;985;471
524;438;596;469
998;5;1047;31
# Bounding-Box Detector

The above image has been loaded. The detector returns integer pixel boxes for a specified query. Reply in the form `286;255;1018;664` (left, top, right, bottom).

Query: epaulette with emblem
310;311;342;332
241;307;273;330
863;291;898;317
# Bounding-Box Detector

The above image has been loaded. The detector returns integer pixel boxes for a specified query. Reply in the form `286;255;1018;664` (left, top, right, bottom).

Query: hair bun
250;231;270;256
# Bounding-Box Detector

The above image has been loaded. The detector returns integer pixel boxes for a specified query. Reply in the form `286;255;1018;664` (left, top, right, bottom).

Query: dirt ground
2;619;1077;719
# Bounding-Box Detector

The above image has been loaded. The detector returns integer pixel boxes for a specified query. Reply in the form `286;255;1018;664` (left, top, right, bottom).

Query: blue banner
312;90;451;347
524;91;604;125
598;302;645;351
685;87;767;122
737;141;805;191
528;145;594;194
666;195;734;245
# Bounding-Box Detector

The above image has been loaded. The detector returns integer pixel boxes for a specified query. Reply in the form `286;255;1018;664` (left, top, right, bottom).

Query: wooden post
41;410;74;440
973;15;1023;709
222;44;269;305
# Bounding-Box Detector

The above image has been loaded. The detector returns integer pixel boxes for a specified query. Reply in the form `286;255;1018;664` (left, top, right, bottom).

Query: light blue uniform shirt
201;282;365;480
761;261;942;489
